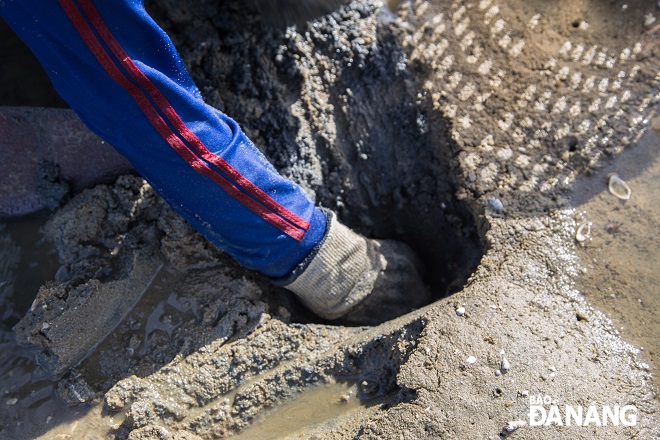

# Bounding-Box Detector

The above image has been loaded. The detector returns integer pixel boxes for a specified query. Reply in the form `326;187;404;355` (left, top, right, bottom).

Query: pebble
644;13;657;28
652;115;660;133
495;369;502;376
455;307;465;316
466;356;477;364
521;390;529;397
500;358;511;373
487;197;505;214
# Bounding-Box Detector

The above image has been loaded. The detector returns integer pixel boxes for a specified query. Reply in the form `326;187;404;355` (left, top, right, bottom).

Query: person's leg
0;0;325;278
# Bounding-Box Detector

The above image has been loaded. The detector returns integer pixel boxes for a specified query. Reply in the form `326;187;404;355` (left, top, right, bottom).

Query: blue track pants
1;0;327;278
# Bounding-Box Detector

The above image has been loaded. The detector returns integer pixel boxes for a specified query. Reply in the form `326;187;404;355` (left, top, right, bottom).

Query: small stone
466;356;477;364
651;115;660;133
548;366;557;372
500;357;511;373
455;307;465;316
495;369;502;376
521;390;529;397
487;197;505;214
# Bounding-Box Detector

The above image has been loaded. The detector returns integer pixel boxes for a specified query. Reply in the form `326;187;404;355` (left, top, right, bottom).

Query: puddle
0;335;114;440
0;213;60;328
0;214;110;440
231;381;364;439
571;122;660;388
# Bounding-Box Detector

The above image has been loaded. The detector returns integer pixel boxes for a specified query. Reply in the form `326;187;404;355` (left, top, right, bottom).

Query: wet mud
572;125;660;391
1;0;659;439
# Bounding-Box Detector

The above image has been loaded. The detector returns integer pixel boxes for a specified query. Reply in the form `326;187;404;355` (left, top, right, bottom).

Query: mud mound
3;0;659;439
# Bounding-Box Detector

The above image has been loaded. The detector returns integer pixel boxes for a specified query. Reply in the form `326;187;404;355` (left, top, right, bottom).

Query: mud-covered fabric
0;0;326;277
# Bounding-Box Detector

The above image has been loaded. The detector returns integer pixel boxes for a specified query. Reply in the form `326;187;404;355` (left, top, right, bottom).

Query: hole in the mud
565;135;579;152
571;20;581;28
147;0;486;320
299;35;484;300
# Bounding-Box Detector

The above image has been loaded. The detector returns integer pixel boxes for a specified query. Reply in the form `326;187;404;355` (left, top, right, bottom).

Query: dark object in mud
0;107;133;218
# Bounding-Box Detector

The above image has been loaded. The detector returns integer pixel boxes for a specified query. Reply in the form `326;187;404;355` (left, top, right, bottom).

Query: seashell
500;357;511;372
608;174;631;200
455;307;465;316
503;420;527;433
575;222;592;242
466;356;477;364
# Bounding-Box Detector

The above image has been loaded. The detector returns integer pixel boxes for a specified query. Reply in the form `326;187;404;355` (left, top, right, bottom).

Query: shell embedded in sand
575;222;592;242
608;175;631;200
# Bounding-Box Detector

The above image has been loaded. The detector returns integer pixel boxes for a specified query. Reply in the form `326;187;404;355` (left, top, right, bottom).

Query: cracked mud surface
1;0;659;438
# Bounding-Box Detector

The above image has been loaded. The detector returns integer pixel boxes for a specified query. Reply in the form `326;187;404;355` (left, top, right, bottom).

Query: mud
1;0;659;439
572;126;660;390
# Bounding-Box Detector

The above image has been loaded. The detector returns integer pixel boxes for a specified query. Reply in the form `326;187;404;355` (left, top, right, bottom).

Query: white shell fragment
608;175;631;200
503;420;527;433
455;307;466;316
500;357;511;372
487;197;505;214
466;356;477;364
575;222;592;242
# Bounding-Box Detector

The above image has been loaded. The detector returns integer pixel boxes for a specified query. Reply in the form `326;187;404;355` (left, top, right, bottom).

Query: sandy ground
1;0;659;439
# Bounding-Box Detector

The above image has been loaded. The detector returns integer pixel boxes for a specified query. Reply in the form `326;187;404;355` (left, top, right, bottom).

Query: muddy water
0;215;106;439
571;121;660;388
231;382;363;439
